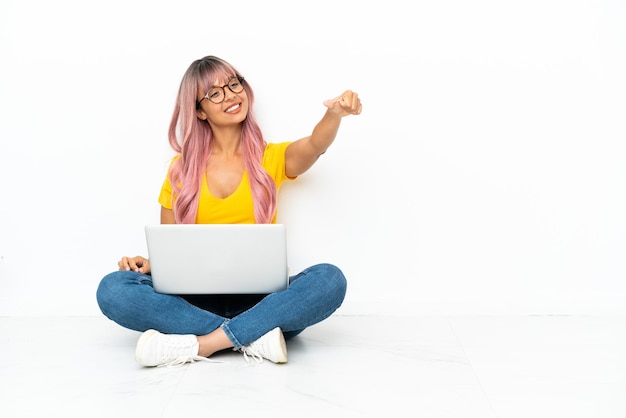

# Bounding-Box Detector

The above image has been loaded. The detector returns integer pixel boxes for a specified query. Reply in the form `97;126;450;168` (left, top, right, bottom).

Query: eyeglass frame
196;76;245;109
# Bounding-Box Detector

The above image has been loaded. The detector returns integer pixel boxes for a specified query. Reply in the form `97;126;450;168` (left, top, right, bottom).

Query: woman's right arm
161;207;176;224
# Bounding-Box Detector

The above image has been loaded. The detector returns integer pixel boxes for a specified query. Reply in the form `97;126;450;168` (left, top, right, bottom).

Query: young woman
96;55;362;367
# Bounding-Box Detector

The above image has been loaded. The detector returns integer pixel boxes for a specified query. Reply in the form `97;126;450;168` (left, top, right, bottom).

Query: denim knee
96;271;120;317
95;270;143;318
311;263;347;309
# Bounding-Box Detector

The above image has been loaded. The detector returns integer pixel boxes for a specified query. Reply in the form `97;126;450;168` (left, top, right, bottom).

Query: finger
323;95;342;108
349;93;360;112
341;91;360;112
352;96;362;114
141;259;150;274
129;257;145;272
118;257;130;271
324;91;361;115
349;94;362;115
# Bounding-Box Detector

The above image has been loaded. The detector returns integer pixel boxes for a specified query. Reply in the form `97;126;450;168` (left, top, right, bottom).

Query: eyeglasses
196;76;245;108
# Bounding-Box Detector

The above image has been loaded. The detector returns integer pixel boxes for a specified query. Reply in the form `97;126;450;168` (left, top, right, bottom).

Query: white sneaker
240;327;288;364
134;329;211;367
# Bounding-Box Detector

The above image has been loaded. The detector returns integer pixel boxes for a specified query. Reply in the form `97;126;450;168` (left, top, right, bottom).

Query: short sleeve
262;141;294;188
157;157;178;209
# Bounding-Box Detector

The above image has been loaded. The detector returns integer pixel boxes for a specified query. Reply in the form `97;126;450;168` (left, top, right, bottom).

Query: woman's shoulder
262;142;292;180
264;141;291;155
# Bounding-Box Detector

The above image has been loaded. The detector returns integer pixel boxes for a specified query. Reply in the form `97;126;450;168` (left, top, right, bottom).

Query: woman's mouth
225;103;240;113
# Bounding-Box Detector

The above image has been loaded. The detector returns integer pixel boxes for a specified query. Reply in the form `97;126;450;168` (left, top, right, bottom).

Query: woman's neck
211;125;242;157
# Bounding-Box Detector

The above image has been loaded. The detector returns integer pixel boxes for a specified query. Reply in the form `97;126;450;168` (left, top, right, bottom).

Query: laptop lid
145;224;289;294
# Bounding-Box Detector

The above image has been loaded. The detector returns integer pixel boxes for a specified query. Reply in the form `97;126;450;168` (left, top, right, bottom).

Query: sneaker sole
272;328;288;364
135;329;159;366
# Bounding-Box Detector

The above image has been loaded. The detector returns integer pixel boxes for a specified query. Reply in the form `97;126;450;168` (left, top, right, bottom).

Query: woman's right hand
118;256;151;274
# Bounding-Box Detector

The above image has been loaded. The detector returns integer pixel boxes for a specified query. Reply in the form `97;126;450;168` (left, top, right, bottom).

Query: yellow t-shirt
158;142;293;224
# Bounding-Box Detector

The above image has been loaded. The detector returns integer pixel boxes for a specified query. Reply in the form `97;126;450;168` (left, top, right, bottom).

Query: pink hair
167;56;277;224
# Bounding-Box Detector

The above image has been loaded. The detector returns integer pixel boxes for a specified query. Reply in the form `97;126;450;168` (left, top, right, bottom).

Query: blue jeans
96;263;347;349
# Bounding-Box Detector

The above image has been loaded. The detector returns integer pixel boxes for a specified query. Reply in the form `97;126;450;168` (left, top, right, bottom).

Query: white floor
1;315;625;418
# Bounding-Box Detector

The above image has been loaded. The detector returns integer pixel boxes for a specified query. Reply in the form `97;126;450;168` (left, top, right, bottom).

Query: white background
0;0;624;316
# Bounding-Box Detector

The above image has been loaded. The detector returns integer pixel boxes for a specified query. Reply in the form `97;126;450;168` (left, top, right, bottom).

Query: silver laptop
145;224;289;294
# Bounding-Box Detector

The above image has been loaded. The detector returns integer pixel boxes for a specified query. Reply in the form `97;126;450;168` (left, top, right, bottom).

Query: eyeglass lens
207;78;244;104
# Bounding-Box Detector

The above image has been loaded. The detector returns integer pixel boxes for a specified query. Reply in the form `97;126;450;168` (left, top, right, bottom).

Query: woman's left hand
323;90;362;117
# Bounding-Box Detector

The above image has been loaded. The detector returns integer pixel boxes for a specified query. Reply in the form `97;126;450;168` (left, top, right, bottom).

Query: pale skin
117;78;361;357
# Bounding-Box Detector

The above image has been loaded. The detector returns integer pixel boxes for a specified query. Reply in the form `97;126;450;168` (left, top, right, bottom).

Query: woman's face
196;76;249;127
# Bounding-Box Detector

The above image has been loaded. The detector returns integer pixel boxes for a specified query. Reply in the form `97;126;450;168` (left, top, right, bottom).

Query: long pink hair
167;56;277;224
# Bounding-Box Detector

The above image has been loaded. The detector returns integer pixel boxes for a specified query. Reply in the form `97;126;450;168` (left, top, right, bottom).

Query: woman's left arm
285;90;362;178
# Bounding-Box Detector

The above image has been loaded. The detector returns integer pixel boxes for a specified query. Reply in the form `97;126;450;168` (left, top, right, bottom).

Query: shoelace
158;355;219;368
240;346;264;364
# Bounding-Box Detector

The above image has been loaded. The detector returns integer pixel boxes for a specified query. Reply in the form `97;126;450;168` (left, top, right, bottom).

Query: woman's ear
196;108;208;121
